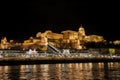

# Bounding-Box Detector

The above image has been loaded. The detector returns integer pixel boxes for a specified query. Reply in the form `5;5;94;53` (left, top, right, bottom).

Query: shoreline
0;57;120;65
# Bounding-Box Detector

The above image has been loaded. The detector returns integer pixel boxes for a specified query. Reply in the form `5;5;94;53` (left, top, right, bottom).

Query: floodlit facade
0;37;10;49
22;34;48;51
113;40;120;45
0;25;105;50
84;35;104;42
61;30;81;49
44;30;63;40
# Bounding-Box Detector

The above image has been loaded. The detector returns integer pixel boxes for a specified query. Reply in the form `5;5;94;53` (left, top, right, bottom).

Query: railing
47;44;61;53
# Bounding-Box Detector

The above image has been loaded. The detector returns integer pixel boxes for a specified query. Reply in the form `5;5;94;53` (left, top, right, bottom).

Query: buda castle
0;25;104;50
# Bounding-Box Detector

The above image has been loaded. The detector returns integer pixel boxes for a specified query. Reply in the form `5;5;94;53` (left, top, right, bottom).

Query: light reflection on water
0;62;120;80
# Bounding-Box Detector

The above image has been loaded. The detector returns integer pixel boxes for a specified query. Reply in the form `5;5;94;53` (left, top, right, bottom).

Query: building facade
0;25;105;50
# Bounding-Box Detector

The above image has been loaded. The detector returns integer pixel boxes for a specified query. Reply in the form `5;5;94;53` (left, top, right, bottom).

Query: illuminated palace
0;25;104;50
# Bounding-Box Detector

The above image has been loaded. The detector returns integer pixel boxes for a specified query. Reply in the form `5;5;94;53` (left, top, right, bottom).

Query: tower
0;37;10;49
78;24;86;36
78;24;86;40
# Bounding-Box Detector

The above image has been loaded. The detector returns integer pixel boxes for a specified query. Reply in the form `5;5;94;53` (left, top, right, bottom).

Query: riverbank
0;57;120;65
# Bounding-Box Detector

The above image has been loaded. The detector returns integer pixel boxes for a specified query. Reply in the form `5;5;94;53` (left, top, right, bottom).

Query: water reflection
0;62;120;80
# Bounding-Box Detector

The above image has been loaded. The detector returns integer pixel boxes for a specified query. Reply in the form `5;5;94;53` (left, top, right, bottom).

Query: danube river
0;62;120;80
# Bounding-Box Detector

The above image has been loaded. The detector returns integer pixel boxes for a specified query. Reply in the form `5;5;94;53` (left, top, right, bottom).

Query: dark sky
0;1;120;41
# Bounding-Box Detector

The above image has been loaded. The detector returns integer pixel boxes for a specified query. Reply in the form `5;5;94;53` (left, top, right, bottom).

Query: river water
0;62;120;80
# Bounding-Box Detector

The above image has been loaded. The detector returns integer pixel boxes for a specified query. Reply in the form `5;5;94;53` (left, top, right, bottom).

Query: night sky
0;1;120;41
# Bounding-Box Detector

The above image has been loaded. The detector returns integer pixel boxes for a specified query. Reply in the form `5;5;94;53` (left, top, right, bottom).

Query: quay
0;57;120;65
0;48;120;65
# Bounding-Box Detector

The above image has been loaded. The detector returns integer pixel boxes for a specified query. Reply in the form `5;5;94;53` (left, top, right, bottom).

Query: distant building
0;25;105;50
0;37;10;49
22;33;48;51
44;30;63;40
84;35;104;42
113;40;120;45
22;25;104;50
61;30;82;49
61;30;78;40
